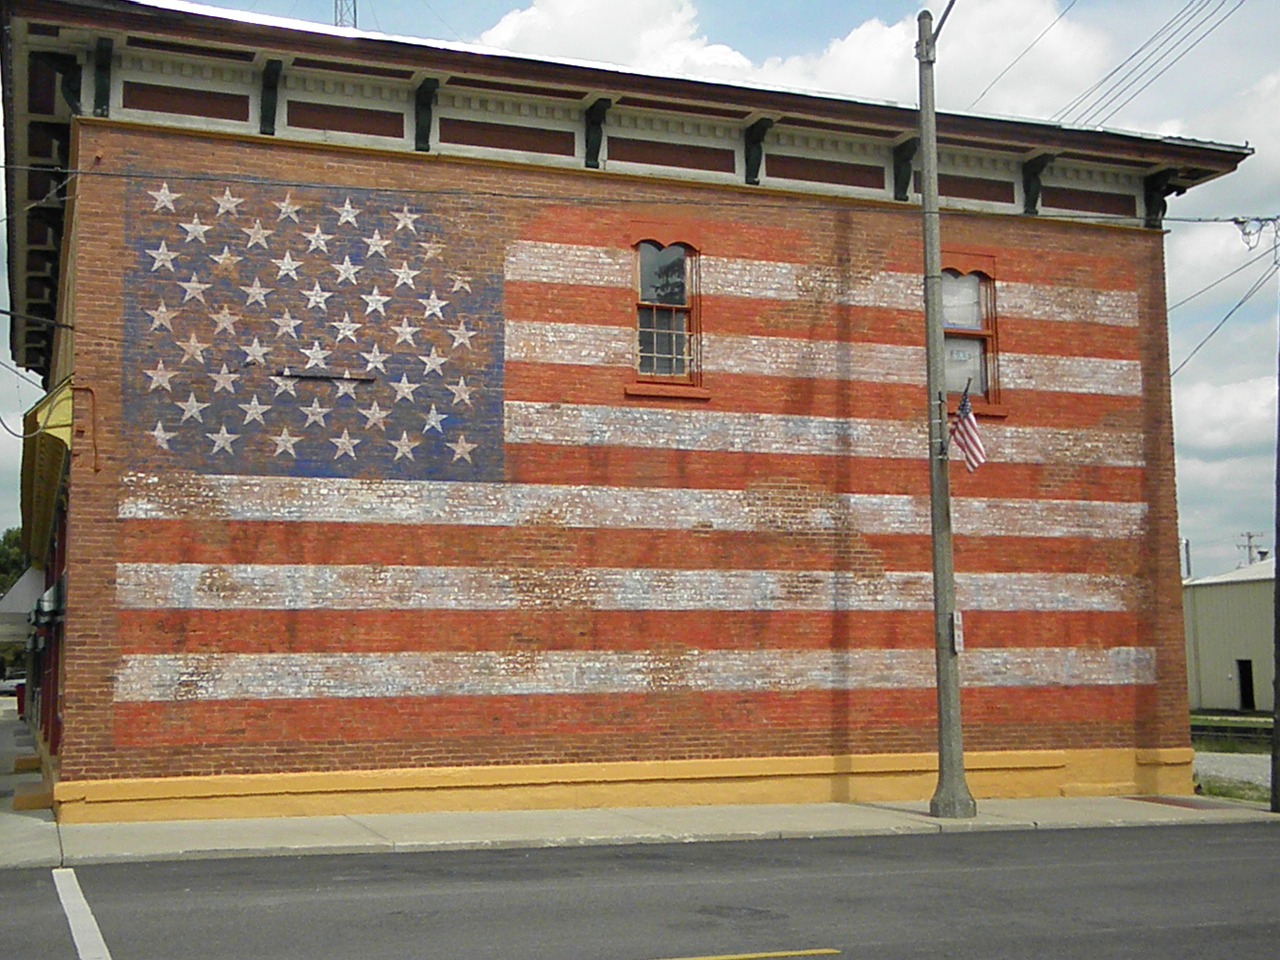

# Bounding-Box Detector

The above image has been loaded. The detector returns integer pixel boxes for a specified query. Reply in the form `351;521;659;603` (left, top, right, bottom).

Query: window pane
942;273;982;330
637;305;689;377
944;334;987;394
640;242;687;305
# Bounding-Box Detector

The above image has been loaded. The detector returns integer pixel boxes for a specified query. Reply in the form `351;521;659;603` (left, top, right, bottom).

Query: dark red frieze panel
287;100;405;138
1041;185;1138;217
608;137;735;173
292;57;415;80
123;81;251;122
768;153;885;189
913;171;1016;204
446;76;588;101
439;118;575;156
126;36;257;61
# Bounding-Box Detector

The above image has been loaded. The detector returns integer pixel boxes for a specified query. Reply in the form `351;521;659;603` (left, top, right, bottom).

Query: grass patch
1192;736;1271;755
1197;775;1272;804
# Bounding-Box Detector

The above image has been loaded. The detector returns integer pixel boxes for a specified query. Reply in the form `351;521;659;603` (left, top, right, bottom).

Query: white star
145;301;178;331
212;187;245;216
303;282;334;311
238;394;272;425
210;306;240;336
147;182;181;212
271;251;303;280
392;206;420;233
179;214;212;243
269;370;298;397
242;338;271;365
176;333;210;365
389;374;420;402
331;256;363;285
300;398;332;428
361;343;390;373
209;246;243;270
448;320;477;349
418;239;444;260
329;313;362;343
331;197;361;226
269;310;302;339
146;240;179;272
304;225;333;253
206;423;240;454
419;290;448;319
418;347;447;377
273;192;302;222
446;377;474;406
446;434;477;463
361;286;390;316
389;431;420;461
175;391;210;422
240;277;273;307
272;427;300;457
299;341;331;370
358;400;391;431
149;420;176;450
144;359;177;392
363;229;391;258
177;274;211;303
391;261;421;289
390;317;419;345
421;404;447;433
330;428;361;459
333;370;361;400
209;363;241;393
448;273;472;293
241;219;273;249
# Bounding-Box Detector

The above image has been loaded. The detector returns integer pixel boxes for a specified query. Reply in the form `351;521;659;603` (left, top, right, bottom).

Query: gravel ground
1194;751;1273;787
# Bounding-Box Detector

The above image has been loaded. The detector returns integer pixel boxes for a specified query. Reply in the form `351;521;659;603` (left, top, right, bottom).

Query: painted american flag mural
123;180;503;481
112;171;1156;763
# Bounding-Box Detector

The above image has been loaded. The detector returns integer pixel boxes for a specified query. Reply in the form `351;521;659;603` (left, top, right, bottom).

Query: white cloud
1174;377;1278;460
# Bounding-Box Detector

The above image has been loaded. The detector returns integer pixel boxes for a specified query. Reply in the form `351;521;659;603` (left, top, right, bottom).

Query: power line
969;0;1078;109
1171;254;1279;377
1089;0;1247;127
1168;245;1277;311
1055;0;1203;121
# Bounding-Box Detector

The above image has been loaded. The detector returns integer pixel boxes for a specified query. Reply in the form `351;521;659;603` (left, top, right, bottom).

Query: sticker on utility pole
952;610;964;653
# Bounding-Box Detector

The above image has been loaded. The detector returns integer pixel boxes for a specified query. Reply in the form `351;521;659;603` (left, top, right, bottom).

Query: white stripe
504;241;1140;327
505;321;1143;396
119;472;1147;540
115;564;1132;612
53;869;114;960
112;647;1156;702
504;401;1145;467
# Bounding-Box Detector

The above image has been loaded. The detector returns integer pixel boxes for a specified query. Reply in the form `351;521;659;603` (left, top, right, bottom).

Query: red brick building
4;0;1250;822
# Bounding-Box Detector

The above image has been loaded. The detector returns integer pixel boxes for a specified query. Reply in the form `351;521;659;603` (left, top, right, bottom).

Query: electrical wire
1090;0;1247;127
1170;255;1280;377
970;0;1079;109
1069;0;1225;126
1168;245;1277;311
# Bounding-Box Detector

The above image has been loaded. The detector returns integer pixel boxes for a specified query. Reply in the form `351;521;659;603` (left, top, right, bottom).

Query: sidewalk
3;704;1278;868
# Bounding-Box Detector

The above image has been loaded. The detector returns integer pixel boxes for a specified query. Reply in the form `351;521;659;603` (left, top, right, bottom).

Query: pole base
929;789;977;819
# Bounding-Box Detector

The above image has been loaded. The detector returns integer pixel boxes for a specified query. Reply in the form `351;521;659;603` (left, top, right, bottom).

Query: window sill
625;382;711;400
947;397;1009;418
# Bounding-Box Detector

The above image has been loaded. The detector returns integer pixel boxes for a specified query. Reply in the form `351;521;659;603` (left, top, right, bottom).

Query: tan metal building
1184;559;1275;713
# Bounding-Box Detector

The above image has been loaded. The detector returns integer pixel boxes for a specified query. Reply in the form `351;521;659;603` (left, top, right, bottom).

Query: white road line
53;868;114;960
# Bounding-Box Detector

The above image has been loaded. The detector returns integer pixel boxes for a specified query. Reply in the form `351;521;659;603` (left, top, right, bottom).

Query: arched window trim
941;267;1000;408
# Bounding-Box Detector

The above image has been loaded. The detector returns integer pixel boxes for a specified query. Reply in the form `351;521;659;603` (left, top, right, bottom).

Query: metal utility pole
917;4;976;819
335;0;357;29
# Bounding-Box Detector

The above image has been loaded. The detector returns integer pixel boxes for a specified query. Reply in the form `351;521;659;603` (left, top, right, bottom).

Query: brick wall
55;120;1187;783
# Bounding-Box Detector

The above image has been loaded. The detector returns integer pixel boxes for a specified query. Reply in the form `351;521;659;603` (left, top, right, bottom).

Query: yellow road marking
650;950;840;960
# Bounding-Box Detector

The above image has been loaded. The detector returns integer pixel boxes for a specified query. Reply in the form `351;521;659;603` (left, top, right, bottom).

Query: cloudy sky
1;0;1276;577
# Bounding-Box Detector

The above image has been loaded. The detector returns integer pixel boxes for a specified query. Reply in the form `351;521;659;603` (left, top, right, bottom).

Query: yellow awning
21;378;73;567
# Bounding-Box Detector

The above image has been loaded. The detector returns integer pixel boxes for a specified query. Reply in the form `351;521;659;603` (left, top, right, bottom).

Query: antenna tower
335;0;357;28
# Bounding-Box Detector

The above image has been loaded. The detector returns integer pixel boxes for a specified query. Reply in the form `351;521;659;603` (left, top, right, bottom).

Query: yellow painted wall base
52;748;1196;823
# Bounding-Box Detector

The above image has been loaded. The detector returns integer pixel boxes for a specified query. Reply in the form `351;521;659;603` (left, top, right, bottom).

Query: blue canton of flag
122;179;504;482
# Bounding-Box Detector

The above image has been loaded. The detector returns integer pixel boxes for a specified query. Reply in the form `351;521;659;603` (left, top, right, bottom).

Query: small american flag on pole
949;385;987;473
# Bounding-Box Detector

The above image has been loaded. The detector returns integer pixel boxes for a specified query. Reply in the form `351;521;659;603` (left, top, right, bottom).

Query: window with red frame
636;241;697;381
942;269;997;400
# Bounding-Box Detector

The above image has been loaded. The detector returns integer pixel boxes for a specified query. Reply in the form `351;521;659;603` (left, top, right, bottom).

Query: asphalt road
3;823;1279;960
